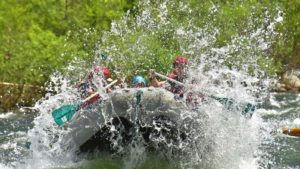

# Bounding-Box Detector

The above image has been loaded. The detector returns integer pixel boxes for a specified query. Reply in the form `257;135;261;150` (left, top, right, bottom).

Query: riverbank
272;70;300;92
0;82;45;112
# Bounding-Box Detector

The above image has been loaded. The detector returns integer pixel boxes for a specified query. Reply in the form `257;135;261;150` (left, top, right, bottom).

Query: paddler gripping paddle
52;80;118;126
152;70;256;115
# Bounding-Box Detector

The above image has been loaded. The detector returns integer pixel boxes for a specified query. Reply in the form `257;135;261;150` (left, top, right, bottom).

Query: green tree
0;0;137;85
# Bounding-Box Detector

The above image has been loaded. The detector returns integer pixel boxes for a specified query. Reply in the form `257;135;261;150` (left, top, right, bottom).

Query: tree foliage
98;0;299;79
0;0;137;85
0;0;299;85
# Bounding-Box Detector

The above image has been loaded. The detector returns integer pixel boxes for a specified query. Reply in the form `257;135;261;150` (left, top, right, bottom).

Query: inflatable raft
61;87;187;152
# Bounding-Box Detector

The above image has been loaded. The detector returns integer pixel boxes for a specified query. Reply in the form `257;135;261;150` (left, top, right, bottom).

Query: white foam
257;107;294;116
269;95;281;108
0;164;13;169
239;158;258;169
293;118;300;125
0;112;14;119
0;142;17;150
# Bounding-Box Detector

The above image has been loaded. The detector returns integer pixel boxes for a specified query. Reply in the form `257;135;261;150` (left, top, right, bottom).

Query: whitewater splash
1;1;288;169
0;112;14;119
95;0;282;168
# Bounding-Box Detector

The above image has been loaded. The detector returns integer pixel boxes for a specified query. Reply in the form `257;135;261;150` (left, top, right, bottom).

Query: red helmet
101;66;111;79
89;66;111;80
173;57;188;66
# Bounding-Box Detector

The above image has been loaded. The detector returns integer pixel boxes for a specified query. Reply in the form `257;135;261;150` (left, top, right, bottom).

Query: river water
0;92;300;169
1;0;297;168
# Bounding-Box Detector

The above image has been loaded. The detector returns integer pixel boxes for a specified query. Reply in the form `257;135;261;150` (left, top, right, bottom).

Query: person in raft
149;57;204;105
149;57;188;99
131;75;147;88
78;65;112;98
78;65;124;98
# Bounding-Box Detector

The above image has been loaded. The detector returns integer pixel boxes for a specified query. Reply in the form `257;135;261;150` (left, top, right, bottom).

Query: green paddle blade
210;95;256;117
52;104;80;126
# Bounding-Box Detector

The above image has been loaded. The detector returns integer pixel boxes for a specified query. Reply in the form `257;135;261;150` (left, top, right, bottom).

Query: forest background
0;0;299;86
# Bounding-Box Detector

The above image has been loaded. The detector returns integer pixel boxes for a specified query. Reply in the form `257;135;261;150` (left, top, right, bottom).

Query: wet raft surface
64;87;193;153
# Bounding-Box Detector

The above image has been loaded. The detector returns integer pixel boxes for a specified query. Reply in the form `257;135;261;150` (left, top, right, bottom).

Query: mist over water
1;1;297;169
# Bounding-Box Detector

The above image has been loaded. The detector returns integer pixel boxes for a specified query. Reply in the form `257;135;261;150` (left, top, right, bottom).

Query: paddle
152;71;256;116
52;80;118;126
282;128;300;137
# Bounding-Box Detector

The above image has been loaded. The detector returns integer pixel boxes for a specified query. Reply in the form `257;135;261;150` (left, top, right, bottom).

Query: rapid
1;1;299;169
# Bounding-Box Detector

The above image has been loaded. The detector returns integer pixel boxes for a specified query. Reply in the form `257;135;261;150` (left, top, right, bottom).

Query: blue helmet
132;76;146;87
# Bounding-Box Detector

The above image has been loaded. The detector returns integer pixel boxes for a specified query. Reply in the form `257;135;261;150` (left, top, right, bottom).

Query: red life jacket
167;73;178;79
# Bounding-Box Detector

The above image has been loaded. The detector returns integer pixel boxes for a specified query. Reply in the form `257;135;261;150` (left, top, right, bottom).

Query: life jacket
167;74;205;105
167;73;184;97
186;91;205;107
78;82;93;98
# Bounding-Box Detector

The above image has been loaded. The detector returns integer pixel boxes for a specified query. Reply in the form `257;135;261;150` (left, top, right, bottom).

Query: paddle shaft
52;79;118;127
154;72;185;86
82;79;118;103
153;71;256;114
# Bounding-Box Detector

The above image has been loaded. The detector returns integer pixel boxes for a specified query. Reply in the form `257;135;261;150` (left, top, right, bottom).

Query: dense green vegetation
0;0;299;86
0;0;138;85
